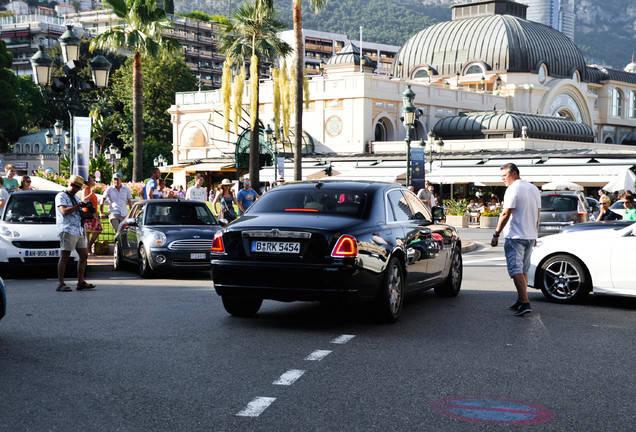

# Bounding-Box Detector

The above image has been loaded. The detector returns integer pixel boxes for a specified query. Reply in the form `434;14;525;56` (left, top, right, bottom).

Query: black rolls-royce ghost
211;181;462;322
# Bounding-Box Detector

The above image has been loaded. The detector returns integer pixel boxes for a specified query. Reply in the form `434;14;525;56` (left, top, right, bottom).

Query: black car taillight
211;231;225;253
331;235;358;258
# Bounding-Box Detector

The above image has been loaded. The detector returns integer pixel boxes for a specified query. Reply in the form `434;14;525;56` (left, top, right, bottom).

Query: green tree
218;0;291;187
17;75;50;134
291;0;327;181
0;40;23;152
106;53;196;179
90;0;181;182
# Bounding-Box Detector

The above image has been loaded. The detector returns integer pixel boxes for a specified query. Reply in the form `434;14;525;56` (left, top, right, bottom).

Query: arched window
611;88;623;117
630;91;636;119
34;143;40;153
14;144;21;153
24;143;31;153
464;63;484;75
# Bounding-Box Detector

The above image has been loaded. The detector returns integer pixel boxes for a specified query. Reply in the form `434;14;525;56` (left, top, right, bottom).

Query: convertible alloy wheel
539;254;591;303
373;257;404;323
435;246;463;297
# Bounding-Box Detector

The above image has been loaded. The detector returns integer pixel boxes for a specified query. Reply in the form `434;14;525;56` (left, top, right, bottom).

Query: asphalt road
1;227;635;431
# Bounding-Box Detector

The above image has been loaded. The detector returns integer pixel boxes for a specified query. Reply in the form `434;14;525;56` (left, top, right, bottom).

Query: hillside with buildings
172;0;635;71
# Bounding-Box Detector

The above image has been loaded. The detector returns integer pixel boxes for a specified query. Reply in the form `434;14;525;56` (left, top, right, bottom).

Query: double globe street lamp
30;25;111;173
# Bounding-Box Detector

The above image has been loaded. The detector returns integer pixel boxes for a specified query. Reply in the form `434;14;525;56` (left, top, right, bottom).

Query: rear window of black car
249;188;368;218
541;195;578;212
144;203;216;225
3;193;57;223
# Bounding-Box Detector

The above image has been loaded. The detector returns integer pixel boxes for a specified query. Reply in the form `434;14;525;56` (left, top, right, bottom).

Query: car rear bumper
211;260;380;302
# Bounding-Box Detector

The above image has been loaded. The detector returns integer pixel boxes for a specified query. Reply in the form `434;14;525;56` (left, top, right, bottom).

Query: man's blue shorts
504;238;534;278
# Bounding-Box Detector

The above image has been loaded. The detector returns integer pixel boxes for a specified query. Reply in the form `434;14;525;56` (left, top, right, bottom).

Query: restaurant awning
424;158;636;187
184;162;235;172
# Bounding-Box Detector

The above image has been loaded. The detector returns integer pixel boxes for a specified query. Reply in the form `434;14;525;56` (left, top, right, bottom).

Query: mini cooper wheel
221;296;263;317
373;257;404;323
538;254;591;303
138;246;153;278
435;246;463;297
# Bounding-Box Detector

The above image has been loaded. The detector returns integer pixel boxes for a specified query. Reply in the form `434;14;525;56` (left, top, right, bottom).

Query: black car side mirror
125;218;137;227
432;206;445;222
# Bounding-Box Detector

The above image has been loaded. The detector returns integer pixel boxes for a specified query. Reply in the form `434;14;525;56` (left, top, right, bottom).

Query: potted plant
480;208;501;229
444;199;469;228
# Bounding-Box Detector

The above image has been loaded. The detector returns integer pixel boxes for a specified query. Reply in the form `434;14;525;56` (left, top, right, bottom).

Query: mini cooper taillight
331;235;358;258
211;231;225;253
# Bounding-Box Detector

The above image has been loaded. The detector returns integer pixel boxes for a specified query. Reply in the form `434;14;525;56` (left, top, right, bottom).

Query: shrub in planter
444;199;469;216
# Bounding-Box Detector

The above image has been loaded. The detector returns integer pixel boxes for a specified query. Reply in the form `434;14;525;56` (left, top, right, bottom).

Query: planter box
446;215;469;228
480;216;499;229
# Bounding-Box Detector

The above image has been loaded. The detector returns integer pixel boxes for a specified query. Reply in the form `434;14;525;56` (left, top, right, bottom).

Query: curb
87;255;113;272
462;241;478;253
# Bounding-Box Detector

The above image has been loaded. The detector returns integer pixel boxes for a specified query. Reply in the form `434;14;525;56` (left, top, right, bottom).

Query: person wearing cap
185;173;208;202
100;173;133;232
212;178;238;221
55;175;96;292
236;177;259;215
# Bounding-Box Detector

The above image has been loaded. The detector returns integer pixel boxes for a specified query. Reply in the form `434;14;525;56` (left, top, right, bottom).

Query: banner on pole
277;157;285;179
411;147;426;191
72;117;92;180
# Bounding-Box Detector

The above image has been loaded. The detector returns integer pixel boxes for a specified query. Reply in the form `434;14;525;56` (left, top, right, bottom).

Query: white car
0;190;78;275
528;223;636;303
609;200;627;218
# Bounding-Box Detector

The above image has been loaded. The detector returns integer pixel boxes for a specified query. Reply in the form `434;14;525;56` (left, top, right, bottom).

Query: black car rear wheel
372;257;404;323
222;296;263;317
138;246;153;278
538;254;591;303
434;246;462;297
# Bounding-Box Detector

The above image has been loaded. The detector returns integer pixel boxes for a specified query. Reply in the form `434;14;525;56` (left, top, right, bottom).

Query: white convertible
528;223;636;303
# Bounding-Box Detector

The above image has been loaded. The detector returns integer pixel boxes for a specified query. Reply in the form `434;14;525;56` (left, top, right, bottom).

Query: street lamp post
264;124;278;184
106;143;122;175
30;25;111;176
425;132;445;197
402;85;417;187
45;120;70;174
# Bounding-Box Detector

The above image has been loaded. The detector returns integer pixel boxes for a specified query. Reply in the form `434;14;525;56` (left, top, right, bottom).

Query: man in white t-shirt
185;173;208;202
491;163;541;317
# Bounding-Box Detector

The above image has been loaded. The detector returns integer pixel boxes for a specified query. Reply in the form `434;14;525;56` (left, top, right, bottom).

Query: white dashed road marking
331;334;356;344
236;397;277;417
304;350;332;361
464;256;507;265
273;369;306;386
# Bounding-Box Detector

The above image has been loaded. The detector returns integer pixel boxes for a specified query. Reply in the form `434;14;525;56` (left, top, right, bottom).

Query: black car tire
434;246;463;297
372;257;404;323
114;243;124;271
221;296;263;317
138;246;153;278
538;254;591;303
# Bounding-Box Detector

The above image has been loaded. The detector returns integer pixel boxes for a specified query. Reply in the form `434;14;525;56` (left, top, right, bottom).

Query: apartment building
279;29;400;76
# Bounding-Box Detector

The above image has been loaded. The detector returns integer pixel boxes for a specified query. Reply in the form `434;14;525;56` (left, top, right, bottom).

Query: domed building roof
432;110;595;143
392;0;586;80
326;42;376;69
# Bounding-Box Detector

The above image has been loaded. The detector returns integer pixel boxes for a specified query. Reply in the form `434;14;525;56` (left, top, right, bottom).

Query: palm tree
90;0;180;182
219;0;291;187
292;0;327;181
